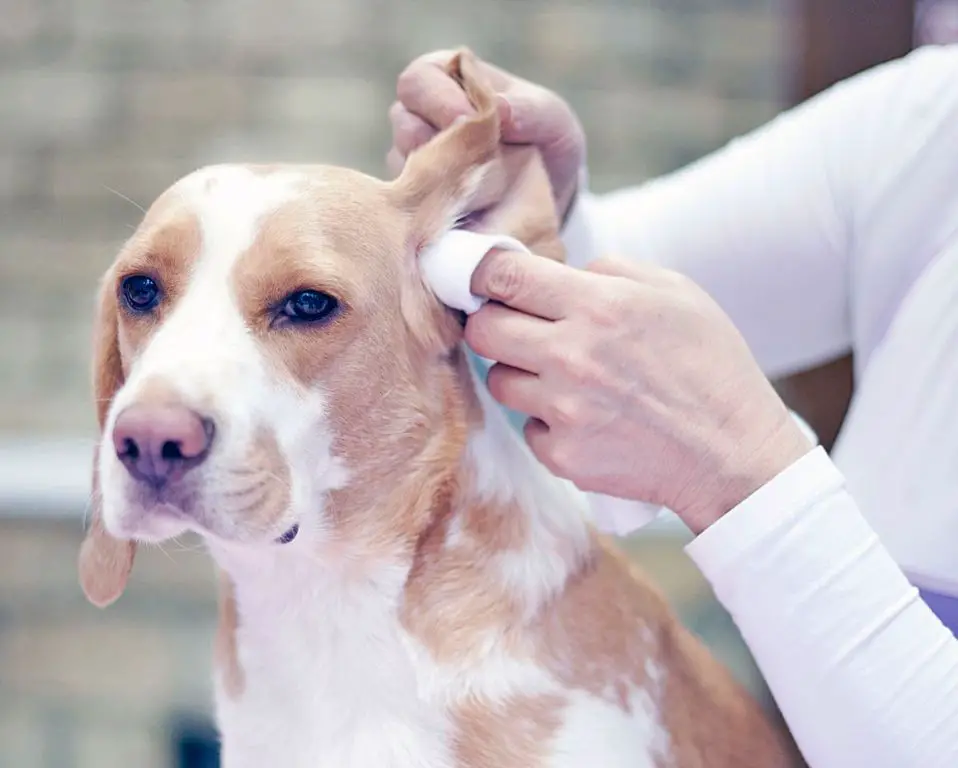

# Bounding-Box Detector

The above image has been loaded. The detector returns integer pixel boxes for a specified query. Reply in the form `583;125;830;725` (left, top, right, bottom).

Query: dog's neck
207;347;594;699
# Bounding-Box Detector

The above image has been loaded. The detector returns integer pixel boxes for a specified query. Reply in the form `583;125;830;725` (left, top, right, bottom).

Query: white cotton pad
418;228;665;536
419;229;532;314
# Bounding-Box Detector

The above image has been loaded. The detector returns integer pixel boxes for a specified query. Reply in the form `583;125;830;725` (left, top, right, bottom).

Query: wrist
679;417;815;534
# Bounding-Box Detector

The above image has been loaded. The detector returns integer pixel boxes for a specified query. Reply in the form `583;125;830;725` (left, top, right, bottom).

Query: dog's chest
215;609;672;768
215;581;458;768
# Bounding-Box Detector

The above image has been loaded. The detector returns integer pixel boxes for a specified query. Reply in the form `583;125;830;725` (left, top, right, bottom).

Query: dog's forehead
128;164;399;274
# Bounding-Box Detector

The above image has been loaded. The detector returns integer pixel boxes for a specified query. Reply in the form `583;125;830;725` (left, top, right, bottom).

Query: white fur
212;546;457;768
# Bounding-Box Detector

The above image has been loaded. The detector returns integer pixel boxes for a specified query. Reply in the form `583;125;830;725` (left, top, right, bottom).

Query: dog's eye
121;275;161;312
280;290;339;324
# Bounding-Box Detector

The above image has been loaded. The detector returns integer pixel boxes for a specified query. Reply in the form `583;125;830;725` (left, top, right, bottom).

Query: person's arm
562;45;958;379
686;448;958;768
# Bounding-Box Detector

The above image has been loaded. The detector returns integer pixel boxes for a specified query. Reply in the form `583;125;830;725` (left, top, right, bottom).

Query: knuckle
485;363;506;399
587;256;622;276
544;440;576;479
588;296;622;328
548;396;581;428
591;282;638;328
554;348;592;384
463;312;492;356
661;268;695;294
483;251;524;304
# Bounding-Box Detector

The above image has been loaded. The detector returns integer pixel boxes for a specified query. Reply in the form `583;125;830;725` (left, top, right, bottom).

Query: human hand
389;50;586;221
465;250;814;534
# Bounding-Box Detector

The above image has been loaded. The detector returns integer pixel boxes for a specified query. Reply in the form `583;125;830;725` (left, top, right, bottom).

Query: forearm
562;48;958;379
687;448;958;768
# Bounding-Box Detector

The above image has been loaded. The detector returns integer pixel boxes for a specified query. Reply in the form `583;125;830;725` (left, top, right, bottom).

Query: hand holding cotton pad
420;228;665;536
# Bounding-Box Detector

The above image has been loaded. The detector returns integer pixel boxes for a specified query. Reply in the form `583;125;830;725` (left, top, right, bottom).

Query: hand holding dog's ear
389;50;586;221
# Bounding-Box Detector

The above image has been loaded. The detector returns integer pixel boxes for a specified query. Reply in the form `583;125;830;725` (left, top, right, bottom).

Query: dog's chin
103;474;303;547
107;500;300;547
103;501;192;543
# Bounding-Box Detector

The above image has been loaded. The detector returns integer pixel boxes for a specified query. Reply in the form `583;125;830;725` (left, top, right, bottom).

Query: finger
471;248;583;320
396;57;475;131
485;363;546;419
585;256;652;280
498;83;575;146
385;148;406;179
498;84;585;191
389;101;438;158
586;257;692;293
464;302;552;373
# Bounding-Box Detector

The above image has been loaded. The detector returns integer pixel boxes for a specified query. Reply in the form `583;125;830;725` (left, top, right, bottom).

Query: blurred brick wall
0;1;788;766
0;0;787;436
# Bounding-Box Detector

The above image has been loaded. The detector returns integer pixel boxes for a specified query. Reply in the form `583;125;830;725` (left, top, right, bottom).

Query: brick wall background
0;0;789;436
0;1;790;765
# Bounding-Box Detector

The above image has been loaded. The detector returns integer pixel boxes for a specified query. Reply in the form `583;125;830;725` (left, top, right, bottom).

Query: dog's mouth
275;523;300;544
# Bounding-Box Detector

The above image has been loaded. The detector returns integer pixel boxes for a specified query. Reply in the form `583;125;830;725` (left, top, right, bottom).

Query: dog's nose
112;404;214;488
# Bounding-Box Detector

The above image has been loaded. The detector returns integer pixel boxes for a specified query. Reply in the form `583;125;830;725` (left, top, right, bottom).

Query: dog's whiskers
102;184;147;215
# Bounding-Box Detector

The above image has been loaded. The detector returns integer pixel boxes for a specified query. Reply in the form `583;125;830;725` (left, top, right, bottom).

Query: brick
0;617;193;711
0;705;46;768
527;7;608;75
253;75;386;134
74;722;168;768
70;0;197;44
127;72;253;132
46;146;184;210
0;150;39;200
0;71;114;143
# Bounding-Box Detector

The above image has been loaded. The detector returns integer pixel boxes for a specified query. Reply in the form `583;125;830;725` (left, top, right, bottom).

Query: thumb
497;84;585;210
498;85;574;146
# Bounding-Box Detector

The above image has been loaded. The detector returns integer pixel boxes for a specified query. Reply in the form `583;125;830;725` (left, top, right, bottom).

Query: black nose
112;404;215;488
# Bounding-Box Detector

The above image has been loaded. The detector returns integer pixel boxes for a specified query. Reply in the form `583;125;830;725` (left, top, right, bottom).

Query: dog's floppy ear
78;271;136;608
393;48;565;262
391;49;503;244
390;48;567;348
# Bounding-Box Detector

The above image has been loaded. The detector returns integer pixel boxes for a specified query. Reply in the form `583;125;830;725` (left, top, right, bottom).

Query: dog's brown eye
280;290;339;324
121;275;161;312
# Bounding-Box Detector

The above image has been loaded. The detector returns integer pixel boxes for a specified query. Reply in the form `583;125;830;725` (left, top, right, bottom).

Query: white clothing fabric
688;448;958;768
561;43;958;766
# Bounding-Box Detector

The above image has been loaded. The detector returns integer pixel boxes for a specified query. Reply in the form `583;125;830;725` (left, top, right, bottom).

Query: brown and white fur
79;51;799;767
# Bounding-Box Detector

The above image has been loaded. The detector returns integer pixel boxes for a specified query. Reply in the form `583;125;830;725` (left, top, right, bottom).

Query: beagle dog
79;50;800;768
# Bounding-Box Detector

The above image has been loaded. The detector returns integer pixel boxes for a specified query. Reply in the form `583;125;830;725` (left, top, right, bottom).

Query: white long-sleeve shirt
562;43;958;767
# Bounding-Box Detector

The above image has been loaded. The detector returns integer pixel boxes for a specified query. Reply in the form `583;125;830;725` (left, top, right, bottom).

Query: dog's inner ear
78;272;137;609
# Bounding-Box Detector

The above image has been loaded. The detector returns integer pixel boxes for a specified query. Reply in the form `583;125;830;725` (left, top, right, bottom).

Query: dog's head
79;50;564;607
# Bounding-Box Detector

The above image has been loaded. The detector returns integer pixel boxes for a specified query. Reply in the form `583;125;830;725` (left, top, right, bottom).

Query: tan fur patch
452;693;566;767
215;570;245;699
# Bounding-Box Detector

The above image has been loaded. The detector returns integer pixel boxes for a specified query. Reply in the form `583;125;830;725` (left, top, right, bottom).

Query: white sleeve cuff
686;447;958;767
